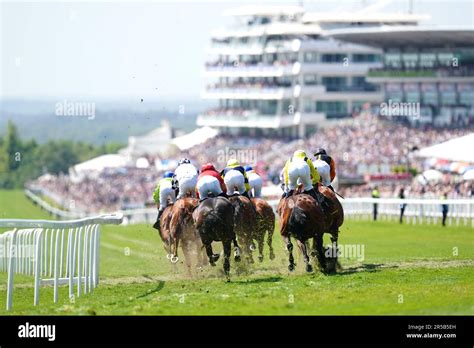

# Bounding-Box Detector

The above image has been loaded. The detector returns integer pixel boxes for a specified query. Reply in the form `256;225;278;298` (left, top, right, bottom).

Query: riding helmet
163;171;174;178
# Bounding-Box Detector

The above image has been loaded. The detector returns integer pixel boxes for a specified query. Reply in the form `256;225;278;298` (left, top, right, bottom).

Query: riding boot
242;191;250;199
153;208;164;230
284;189;294;198
328;185;335;192
306;188;319;201
218;192;228;199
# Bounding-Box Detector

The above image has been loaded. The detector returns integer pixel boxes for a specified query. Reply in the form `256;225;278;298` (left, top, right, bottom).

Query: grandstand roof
327;26;474;48
417;133;474;163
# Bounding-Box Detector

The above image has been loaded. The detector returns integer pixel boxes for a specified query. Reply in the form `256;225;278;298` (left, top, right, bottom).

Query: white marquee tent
171;127;219;151
417;133;474;163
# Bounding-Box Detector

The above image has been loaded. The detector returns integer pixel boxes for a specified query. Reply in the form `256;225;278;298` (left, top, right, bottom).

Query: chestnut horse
192;196;241;280
250;198;275;262
161;198;206;274
229;195;257;264
277;193;327;273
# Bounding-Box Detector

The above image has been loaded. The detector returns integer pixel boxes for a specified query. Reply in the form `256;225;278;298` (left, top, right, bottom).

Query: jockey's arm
330;158;336;182
152;183;160;204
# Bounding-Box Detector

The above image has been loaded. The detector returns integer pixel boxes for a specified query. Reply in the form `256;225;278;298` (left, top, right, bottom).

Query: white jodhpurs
313;159;331;186
224;170;246;195
176;175;197;199
248;172;263;198
196;176;223;199
159;183;176;209
287;160;313;191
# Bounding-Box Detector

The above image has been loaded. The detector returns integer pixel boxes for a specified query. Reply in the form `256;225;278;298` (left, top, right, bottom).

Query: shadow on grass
135;280;165;299
232;276;283;284
336;263;398;275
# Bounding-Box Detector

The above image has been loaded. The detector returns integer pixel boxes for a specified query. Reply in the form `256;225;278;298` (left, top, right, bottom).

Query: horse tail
289;206;307;231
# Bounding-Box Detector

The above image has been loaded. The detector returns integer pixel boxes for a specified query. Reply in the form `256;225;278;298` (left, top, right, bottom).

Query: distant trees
0;120;123;189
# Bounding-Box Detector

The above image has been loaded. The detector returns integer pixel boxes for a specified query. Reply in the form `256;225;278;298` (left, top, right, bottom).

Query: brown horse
314;185;344;272
158;204;174;255
192;196;241;281
277;193;328;273
165;198;206;274
250;198;275;262
229;195;257;264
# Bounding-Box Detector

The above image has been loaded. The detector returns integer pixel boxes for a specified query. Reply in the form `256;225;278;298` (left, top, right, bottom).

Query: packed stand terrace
28;112;473;213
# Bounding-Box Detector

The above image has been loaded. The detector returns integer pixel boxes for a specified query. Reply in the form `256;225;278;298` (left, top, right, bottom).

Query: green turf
0;190;473;315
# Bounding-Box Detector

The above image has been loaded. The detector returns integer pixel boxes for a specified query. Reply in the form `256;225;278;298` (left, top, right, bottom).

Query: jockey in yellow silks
282;150;321;201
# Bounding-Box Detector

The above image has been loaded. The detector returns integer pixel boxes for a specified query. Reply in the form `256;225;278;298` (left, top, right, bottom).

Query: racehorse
315;185;344;272
192;196;241;281
228;195;257;264
158;204;174;255
277;184;344;273
166;198;206;275
277;193;327;273
250;198;275;262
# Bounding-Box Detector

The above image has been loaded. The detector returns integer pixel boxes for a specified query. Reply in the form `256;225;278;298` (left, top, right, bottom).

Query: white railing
23;188;474;227
340;197;474;227
24;189;85;219
0;213;123;310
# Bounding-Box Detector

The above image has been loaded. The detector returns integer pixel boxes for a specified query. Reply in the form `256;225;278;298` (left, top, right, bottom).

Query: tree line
0;120;123;189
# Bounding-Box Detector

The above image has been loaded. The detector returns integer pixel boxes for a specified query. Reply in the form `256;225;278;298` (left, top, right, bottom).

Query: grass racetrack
1;190;473;315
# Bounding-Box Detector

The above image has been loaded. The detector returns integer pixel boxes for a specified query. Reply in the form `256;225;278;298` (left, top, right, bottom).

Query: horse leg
170;236;179;264
257;235;264;262
267;226;275;260
223;240;231;282
296;239;313;273
315;233;327;273
233;239;241;262
282;234;295;272
205;243;219;266
329;230;340;273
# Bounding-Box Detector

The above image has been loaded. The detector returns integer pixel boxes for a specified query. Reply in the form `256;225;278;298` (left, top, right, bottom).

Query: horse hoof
250;244;256;251
234;255;241;263
170;256;179;264
269;253;275;260
166;254;172;260
288;264;295;272
258;255;264;263
211;254;220;263
306;264;313;273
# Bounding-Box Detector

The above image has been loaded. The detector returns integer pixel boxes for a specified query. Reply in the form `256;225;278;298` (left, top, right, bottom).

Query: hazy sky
1;0;473;100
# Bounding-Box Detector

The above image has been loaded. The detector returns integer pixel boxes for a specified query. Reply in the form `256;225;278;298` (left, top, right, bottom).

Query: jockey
245;165;263;198
314;148;336;191
196;163;227;201
173;158;199;199
152;171;176;230
282;149;321;201
221;159;251;199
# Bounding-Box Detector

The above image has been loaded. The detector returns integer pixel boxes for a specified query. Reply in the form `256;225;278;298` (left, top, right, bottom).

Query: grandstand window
419;53;436;68
352;54;380;63
304;52;318;63
437;52;455;67
423;92;439;105
321;54;346;63
303;99;313;112
322;77;347;91
402;53;418;69
385;53;402;69
304;74;318;85
316;101;348;118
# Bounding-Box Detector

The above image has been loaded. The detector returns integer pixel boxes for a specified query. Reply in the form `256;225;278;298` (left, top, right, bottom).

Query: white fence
341;197;474;227
0;214;123;311
23;189;474;227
